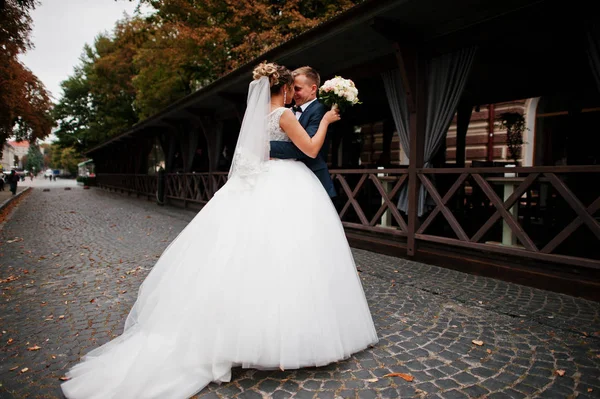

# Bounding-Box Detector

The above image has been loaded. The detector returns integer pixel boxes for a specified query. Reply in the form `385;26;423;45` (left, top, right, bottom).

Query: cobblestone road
1;182;599;399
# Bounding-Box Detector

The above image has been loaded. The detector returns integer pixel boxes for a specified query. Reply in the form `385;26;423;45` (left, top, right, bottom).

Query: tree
25;142;43;173
0;0;54;154
53;16;149;151
40;142;52;169
132;0;361;117
50;143;62;169
59;147;80;175
53;0;363;149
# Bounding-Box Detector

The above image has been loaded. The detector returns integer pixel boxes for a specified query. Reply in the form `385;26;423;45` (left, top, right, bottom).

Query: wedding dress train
61;107;378;399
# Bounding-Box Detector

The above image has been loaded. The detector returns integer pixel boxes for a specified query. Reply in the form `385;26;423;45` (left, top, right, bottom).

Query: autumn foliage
0;0;54;152
53;0;363;151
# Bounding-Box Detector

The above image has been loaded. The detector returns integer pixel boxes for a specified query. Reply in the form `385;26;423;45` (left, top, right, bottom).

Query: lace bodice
268;107;291;142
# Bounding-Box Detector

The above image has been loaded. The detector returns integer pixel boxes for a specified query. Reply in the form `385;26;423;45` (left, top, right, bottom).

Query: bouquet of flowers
318;76;360;113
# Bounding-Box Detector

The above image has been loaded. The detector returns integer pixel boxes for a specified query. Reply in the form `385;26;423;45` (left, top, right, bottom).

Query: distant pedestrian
0;175;4;191
8;170;18;195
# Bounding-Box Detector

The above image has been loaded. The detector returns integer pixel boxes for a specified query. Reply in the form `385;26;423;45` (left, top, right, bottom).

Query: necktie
292;105;303;114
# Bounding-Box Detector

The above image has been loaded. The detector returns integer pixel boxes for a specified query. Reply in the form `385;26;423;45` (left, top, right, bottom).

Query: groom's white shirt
296;98;317;120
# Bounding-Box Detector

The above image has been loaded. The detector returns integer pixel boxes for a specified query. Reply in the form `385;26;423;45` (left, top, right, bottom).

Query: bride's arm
279;108;340;158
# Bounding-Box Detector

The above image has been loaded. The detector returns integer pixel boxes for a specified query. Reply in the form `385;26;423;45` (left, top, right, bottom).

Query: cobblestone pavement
0;185;599;399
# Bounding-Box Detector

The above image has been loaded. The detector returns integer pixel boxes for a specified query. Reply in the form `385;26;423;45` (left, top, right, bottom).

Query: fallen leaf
383;372;414;382
7;338;14;344
58;315;65;319
366;378;378;382
555;369;565;376
27;345;41;351
0;275;19;283
20;367;28;373
486;349;492;354
59;376;70;381
472;340;484;346
90;299;95;303
9;366;18;371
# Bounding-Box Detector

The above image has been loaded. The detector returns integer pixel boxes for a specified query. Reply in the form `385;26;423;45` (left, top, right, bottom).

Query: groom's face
293;74;317;106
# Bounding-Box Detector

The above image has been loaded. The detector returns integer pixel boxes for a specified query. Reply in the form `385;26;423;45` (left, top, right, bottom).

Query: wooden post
181;126;200;173
198;115;224;195
456;103;472;167
487;104;495;162
394;43;427;257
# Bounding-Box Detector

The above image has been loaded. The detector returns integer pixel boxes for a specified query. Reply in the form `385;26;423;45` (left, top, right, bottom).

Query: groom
270;66;337;198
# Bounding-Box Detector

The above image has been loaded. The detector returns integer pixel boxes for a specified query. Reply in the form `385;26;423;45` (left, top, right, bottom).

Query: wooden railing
165;172;228;205
414;166;600;269
96;174;157;197
96;166;600;269
330;169;409;237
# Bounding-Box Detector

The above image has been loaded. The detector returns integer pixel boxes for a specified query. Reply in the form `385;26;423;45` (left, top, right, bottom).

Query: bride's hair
253;61;293;94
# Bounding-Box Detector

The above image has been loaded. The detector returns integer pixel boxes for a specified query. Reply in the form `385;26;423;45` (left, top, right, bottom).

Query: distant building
1;142;16;172
7;140;30;169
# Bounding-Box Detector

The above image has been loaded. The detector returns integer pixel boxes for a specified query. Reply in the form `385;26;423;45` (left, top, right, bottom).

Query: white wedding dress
61;106;378;399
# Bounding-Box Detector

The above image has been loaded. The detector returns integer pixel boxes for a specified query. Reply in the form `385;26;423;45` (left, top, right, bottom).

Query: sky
18;0;151;103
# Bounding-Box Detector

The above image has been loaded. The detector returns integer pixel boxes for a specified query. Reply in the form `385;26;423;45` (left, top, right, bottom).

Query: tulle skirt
61;159;378;399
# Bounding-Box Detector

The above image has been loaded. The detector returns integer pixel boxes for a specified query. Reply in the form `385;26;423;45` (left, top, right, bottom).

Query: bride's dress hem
61;159;378;399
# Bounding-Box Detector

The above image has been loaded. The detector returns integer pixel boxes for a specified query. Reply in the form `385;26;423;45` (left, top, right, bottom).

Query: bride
61;62;378;399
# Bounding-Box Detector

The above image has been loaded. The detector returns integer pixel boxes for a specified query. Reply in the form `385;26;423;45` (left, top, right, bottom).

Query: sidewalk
0;185;29;213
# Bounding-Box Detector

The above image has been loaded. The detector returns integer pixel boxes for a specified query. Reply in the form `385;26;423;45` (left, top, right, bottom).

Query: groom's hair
293;66;320;88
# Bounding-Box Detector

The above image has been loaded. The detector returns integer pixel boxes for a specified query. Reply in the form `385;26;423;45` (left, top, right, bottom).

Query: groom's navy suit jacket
269;100;337;197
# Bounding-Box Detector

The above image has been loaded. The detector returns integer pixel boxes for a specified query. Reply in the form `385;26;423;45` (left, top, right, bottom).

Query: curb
0;187;32;213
